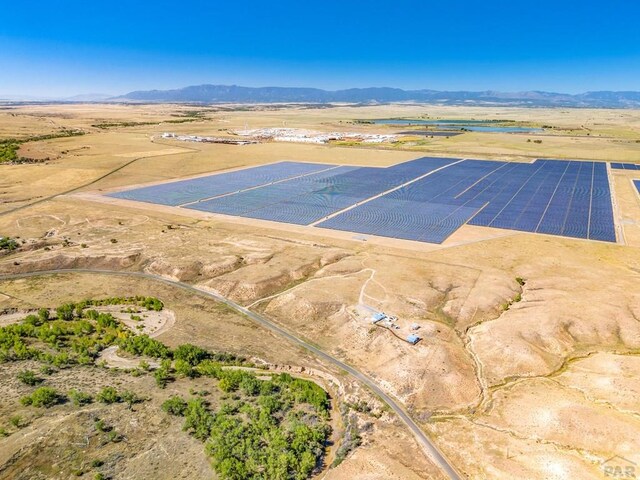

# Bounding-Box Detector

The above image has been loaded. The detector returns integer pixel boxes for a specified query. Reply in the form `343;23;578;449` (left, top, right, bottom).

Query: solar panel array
611;163;640;170
318;159;616;243
466;160;615;242
109;157;618;244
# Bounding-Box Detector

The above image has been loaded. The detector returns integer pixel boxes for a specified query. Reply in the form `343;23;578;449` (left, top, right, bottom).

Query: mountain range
3;85;640;108
113;85;640;108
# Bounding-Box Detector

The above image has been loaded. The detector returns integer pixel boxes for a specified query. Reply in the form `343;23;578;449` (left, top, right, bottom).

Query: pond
372;118;543;133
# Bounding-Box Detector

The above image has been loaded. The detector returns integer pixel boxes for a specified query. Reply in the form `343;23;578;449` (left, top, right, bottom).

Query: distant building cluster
233;128;397;144
160;132;257;145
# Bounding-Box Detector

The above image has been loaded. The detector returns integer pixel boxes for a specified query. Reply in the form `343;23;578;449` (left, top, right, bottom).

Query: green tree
21;387;63;408
173;344;210;366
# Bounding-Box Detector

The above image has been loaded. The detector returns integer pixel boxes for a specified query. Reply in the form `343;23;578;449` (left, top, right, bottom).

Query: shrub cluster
163;369;330;480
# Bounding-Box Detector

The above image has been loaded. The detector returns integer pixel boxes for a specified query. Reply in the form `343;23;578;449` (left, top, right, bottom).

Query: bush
68;389;93;406
9;415;25;428
196;360;222;378
17;369;43;386
154;370;170;388
21;387;63;408
38;308;50;323
56;303;75;321
120;390;142;408
96;387;119;404
94;418;111;432
162;396;188;416
174;359;197;378
24;314;43;326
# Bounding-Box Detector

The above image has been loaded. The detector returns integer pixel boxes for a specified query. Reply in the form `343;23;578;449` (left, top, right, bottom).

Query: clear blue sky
1;0;639;96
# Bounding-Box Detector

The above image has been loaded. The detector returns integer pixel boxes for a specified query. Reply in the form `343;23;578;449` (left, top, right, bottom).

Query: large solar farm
109;156;618;244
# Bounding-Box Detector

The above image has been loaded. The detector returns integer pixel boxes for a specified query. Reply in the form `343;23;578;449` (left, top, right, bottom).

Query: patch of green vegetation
164;371;331;480
119;334;171;358
92;117;203;129
164;118;201;124
154;359;173;388
0;140;19;163
162;395;188;416
0;236;19;251
20;386;64;408
2;297;334;480
0;297;166;365
0;130;85;164
68;389;93;406
96;386;120;404
17;369;43;386
9;415;26;428
92;121;157;129
332;140;362;147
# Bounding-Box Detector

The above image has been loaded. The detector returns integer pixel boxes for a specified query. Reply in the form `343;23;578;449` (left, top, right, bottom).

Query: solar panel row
634;180;640;194
611;162;640;170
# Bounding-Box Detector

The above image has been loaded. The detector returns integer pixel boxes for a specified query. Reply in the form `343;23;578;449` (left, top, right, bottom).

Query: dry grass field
1;102;640;479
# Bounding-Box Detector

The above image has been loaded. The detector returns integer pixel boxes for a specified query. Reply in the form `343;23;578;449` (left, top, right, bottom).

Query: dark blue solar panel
185;166;358;216
611;162;640;170
109;161;332;206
